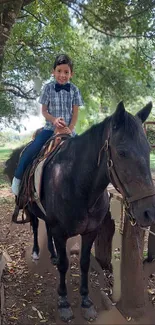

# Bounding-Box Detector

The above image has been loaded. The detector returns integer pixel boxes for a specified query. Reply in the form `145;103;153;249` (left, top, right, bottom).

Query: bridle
98;138;155;226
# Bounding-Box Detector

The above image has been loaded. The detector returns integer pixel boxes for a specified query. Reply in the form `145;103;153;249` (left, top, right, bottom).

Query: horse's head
107;101;155;227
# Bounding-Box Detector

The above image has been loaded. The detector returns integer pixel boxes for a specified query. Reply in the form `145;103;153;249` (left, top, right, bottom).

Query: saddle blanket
34;159;47;215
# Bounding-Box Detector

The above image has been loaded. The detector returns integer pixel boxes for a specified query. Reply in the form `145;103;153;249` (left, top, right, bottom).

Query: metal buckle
130;217;136;226
124;200;137;226
107;159;113;169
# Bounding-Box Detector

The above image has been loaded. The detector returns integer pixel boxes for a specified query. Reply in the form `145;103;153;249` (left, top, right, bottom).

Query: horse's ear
113;101;125;128
136;101;152;123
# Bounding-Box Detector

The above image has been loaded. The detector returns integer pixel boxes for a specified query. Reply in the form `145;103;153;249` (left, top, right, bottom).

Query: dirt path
1;187;155;324
0;189;116;325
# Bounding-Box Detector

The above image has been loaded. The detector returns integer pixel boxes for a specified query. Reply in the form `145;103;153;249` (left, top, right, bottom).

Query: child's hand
63;127;72;135
53;117;66;128
55;126;71;135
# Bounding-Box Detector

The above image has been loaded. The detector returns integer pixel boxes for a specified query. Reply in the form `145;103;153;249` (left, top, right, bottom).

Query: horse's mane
77;116;111;147
77;110;142;145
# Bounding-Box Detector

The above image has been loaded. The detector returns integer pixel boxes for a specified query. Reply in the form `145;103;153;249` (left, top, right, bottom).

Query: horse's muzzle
131;196;155;227
143;207;155;225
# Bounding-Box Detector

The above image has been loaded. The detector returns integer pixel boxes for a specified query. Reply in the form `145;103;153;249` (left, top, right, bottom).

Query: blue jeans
15;129;54;179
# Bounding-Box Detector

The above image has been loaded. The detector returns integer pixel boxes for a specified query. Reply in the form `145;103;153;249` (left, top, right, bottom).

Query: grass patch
0;148;12;186
150;152;155;170
0;148;12;161
0;162;9;186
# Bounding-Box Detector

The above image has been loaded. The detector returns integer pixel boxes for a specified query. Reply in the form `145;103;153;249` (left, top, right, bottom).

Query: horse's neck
88;151;109;207
74;128;110;202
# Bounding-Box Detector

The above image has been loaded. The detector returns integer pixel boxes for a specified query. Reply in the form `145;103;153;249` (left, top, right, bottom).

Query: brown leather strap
108;164;125;198
127;189;155;203
109;160;155;204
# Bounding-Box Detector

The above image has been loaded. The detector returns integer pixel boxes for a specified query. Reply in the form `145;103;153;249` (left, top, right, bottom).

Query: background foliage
0;0;155;132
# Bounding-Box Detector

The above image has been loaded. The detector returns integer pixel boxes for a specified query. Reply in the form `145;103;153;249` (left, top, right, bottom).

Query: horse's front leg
53;232;74;322
30;214;40;260
80;231;98;321
45;222;58;265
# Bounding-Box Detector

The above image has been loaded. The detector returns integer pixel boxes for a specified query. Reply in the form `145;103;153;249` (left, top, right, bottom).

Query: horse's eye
118;150;127;158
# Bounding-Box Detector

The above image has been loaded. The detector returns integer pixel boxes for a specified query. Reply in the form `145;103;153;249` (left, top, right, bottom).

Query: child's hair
53;54;73;72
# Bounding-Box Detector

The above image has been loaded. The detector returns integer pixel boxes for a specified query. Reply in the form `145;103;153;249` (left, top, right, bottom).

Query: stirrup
12;202;30;224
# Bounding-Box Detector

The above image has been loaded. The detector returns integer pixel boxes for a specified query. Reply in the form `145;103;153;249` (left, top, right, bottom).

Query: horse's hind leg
30;214;40;260
53;232;74;322
80;230;98;321
45;222;57;265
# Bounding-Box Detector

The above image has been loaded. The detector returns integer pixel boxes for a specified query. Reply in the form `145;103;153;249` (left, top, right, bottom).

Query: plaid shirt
39;81;83;131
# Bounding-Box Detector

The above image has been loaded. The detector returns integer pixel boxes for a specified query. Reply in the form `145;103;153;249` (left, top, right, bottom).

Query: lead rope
140;226;155;237
133;226;155;261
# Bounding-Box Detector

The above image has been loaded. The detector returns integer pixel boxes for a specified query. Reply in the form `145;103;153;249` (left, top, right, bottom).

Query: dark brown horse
5;101;155;322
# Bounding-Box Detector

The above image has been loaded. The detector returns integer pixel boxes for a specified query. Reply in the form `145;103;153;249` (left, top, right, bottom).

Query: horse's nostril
144;210;151;220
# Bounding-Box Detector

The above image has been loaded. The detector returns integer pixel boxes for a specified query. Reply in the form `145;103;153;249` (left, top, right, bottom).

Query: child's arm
69;105;79;132
42;104;66;128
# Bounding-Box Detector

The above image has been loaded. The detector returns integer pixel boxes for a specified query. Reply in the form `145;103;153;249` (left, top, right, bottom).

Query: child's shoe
11;177;21;196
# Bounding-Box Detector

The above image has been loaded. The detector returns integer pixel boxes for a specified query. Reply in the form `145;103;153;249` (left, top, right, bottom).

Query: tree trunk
95;209;115;272
0;0;34;76
117;215;146;318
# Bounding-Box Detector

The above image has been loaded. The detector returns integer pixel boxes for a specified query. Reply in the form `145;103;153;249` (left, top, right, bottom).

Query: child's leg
15;129;53;179
12;129;53;195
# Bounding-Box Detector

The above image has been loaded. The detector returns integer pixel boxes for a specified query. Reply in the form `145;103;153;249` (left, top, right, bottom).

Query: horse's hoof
58;296;74;322
51;256;58;265
81;305;97;321
32;252;40;260
81;296;97;321
58;306;74;322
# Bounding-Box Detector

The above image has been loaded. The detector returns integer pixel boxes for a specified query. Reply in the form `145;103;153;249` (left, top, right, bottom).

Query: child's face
53;64;73;84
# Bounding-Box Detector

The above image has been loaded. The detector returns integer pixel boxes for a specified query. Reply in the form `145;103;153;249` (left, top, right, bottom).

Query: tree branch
22;0;35;6
0;0;34;7
1;81;36;99
139;46;155;60
61;0;151;39
22;7;47;25
74;0;155;25
61;0;155;39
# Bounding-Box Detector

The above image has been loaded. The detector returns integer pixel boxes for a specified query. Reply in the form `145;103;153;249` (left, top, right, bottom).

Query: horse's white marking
32;252;40;260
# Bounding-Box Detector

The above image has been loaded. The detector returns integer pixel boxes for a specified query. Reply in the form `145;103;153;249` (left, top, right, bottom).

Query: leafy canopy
1;0;155;129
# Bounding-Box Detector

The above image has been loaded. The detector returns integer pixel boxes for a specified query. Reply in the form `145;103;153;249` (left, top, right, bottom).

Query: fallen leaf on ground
32;306;43;319
148;288;155;295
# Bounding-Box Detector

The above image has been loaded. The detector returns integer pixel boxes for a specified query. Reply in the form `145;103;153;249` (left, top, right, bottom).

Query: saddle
12;131;71;224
